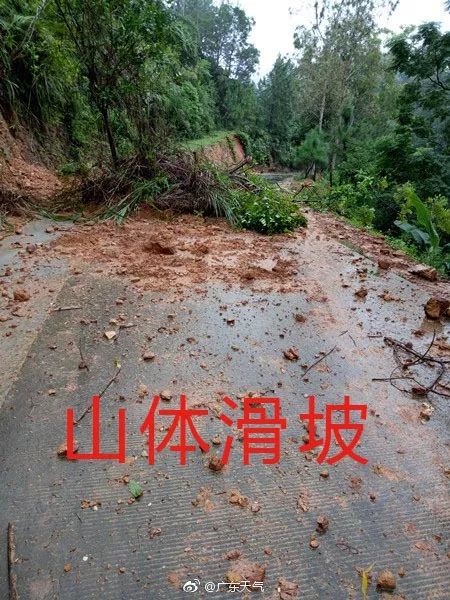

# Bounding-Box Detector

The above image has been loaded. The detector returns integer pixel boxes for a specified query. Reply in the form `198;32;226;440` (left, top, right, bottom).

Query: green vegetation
232;176;307;235
180;131;235;152
0;0;448;250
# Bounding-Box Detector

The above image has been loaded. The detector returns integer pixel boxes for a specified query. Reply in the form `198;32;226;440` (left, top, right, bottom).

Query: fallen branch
384;336;450;365
302;346;337;377
7;523;18;600
75;363;122;424
51;305;82;313
374;335;449;398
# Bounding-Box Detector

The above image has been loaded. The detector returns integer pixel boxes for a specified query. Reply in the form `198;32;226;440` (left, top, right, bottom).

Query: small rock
63;564;72;572
294;314;306;323
410;264;437;281
142;351;155;361
160;389;172;401
316;514;329;532
309;538;319;549
420;403;434;421
57;441;79;456
354;287;368;299
320;469;329;479
104;330;117;340
208;455;225;472
377;570;396;590
424;297;449;320
278;578;299;600
283;347;299;361
26;243;37;254
13;288;30;302
226;550;241;560
138;384;149;398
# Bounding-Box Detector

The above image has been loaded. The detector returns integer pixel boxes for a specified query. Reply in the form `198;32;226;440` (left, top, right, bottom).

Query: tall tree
259;57;299;164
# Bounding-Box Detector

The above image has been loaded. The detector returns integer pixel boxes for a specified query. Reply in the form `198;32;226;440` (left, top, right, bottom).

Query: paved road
0;217;449;599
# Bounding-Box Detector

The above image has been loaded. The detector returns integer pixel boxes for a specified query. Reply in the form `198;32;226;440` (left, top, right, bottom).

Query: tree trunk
329;151;336;186
99;104;118;166
318;92;326;132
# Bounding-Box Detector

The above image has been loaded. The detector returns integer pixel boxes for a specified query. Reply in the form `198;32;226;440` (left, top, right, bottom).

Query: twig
51;305;82;312
384;336;450;365
302;346;337;377
78;333;89;371
7;523;18;600
75;364;122;424
376;335;450;398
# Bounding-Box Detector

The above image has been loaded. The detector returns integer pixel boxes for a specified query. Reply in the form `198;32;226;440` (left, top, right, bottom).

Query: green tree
378;23;450;197
53;0;173;164
259;57;299;164
294;128;329;178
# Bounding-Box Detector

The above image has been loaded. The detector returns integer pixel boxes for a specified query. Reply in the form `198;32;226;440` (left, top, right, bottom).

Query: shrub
232;178;307;234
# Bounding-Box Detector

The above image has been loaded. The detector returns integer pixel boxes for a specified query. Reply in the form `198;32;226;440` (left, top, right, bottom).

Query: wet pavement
0;217;449;599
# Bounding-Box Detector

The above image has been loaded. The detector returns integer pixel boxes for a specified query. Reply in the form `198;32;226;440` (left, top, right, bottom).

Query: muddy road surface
0;210;449;599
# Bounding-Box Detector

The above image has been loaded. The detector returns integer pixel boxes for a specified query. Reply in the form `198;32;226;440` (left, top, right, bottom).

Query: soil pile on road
51;209;307;294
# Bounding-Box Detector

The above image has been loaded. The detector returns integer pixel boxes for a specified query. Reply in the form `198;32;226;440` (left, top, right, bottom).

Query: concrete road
0;216;449;599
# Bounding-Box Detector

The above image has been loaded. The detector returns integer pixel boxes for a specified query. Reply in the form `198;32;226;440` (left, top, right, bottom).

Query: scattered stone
192;487;213;512
377;570;396;591
354;287;368;299
309;538;320;549
294;314;306;323
142;351;156;361
63;564;72;572
277;578;299;599
104;330;117;340
420;403;434;421
57;441;79;456
160;389;172;401
283;347;299;361
424;297;449;320
320;469;329;479
138;384;148;398
26;243;37;254
13;288;30;302
225;550;241;560
228;490;249;508
297;492;310;512
208;455;225;472
410;264;437;281
225;558;265;586
316;515;329;533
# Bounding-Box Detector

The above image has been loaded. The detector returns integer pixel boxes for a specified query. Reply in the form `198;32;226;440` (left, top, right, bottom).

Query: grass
180;131;236;152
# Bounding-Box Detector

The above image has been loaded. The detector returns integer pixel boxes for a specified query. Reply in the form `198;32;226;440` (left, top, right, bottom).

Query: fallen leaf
128;480;143;499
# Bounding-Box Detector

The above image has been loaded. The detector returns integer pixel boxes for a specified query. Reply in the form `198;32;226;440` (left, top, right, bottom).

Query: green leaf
128;480;143;499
